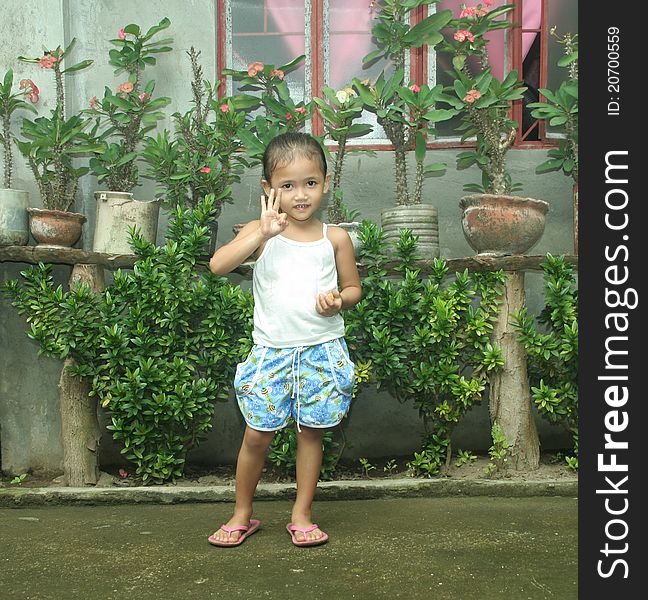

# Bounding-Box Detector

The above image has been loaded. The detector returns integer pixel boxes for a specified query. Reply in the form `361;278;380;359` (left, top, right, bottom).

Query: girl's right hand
259;188;288;239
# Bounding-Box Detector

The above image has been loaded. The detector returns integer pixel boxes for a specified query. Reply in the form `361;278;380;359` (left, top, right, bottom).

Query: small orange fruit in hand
326;292;335;303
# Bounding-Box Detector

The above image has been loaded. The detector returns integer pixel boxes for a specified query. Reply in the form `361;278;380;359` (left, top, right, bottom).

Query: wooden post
58;264;105;486
489;271;540;470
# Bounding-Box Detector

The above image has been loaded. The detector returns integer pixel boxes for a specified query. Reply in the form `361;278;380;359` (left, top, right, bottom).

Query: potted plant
142;47;251;253
437;2;549;256
221;56;312;240
0;69;38;245
223;56;311;162
527;29;578;252
352;0;456;259
86;18;173;254
313;84;373;250
17;40;97;248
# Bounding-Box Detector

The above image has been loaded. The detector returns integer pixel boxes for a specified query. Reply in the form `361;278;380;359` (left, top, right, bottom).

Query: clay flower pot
460;194;549;256
27;207;86;248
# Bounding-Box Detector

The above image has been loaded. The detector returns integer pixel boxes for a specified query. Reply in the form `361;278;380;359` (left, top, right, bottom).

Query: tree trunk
489;271;540;470
57;264;105;486
58;359;101;486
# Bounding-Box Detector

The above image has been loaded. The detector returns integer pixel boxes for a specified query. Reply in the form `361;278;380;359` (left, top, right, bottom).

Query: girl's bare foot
209;511;253;544
290;512;326;543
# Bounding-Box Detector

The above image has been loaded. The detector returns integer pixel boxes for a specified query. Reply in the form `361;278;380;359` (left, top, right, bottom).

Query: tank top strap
322;222;328;238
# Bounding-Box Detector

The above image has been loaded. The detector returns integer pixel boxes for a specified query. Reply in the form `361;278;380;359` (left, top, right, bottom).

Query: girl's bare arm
315;227;362;316
209;190;287;275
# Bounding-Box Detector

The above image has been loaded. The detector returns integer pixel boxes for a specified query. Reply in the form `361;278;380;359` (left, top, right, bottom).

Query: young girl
207;132;362;547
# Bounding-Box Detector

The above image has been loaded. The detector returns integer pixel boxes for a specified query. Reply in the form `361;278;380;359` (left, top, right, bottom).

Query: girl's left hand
316;289;343;317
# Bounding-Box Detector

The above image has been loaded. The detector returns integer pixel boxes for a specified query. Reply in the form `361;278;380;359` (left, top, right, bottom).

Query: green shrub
267;419;342;481
484;421;509;477
4;195;252;484
346;221;505;476
513;253;578;466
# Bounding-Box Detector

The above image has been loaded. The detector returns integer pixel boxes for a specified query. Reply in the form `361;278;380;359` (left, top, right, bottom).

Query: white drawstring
291;346;304;432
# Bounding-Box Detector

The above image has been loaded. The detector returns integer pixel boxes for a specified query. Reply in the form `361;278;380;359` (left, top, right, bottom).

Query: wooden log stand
1;246;577;481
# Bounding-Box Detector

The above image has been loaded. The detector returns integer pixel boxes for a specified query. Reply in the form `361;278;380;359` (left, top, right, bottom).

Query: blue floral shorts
234;337;355;431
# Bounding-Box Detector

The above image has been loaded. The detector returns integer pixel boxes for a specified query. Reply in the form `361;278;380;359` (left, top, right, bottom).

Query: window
217;0;577;147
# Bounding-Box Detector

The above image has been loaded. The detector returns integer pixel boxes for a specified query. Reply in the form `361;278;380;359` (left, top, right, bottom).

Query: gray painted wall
0;0;575;475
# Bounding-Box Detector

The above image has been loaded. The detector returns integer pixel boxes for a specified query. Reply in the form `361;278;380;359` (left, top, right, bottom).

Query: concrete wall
0;0;575;475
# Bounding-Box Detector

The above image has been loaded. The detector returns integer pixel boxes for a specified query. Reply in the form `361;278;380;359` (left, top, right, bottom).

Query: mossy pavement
0;478;577;600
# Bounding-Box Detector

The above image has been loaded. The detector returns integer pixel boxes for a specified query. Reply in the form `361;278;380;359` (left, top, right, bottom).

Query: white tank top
252;223;345;348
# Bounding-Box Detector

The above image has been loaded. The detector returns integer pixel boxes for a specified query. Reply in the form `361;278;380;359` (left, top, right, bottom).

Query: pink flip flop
286;523;329;547
208;519;261;547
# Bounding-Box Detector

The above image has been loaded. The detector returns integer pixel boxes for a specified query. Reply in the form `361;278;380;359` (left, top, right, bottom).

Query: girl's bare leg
210;426;275;543
291;425;326;542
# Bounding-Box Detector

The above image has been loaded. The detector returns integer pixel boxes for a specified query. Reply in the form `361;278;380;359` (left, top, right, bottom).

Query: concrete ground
0;495;577;600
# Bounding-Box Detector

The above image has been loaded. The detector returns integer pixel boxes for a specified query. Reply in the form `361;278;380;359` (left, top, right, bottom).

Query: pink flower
463;89;482;103
459;7;477;17
295;106;306;114
118;468;128;478
219;103;229;113
408;84;421;93
138;92;150;103
89;95;98;110
38;54;58;69
285;112;293;120
247;61;264;76
19;79;38;93
270;69;285;80
116;81;134;94
200;167;211;173
454;29;475;43
19;79;39;103
484;0;494;5
118;28;126;40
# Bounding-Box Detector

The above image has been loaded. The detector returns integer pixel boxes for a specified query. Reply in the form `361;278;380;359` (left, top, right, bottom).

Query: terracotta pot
27;207;86;248
460;194;549;256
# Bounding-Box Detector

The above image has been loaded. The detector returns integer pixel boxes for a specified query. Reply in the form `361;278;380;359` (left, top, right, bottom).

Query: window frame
216;0;565;150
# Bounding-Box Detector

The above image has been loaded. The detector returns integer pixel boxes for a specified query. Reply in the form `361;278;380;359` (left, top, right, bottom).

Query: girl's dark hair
262;132;327;181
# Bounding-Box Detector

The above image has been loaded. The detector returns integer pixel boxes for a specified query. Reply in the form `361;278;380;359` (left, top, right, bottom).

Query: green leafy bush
484;422;509;477
4;196;252;484
267;419;341;481
346;221;505;476
513;254;578;467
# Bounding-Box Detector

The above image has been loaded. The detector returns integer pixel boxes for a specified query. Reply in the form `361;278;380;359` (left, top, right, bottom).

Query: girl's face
262;154;330;223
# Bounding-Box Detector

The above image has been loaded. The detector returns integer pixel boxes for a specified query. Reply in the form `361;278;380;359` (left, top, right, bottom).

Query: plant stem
566;116;578;183
413;159;424;205
54;62;65;120
2;112;11;188
328;133;348;222
332;134;347;195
